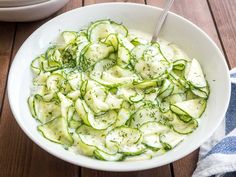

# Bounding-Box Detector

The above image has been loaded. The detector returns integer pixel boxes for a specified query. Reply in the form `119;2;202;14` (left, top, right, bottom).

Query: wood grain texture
0;1;82;177
0;23;15;113
146;0;222;177
208;0;236;68
84;0;144;5
81;166;172;177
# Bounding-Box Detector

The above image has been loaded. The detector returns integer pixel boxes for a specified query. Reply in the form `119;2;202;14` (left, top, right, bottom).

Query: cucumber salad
28;20;209;161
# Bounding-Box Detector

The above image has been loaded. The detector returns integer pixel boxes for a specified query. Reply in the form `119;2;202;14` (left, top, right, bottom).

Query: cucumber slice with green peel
171;116;198;134
38;117;73;146
89;110;117;130
33;95;61;124
134;56;168;80
102;65;139;85
33;72;50;86
67;71;82;90
31;55;45;75
69;119;82;129
164;93;187;104
66;90;81;101
88;20;114;43
130;106;161;128
132;79;157;89
62;31;78;44
28;96;37;118
113;108;130;127
105;93;123;109
117;44;131;68
103;33;118;51
75;98;92;125
117;34;134;50
185;58;207;88
157;79;174;100
159;130;184;149
46;73;65;93
139;121;169;135
94;149;124;161
173;59;186;70
83;43;114;69
170;98;207;118
106;126;145;155
84;87;109;113
75;135;97;156
131;44;148;61
57;92;73;120
191;85;210;99
110;21;128;37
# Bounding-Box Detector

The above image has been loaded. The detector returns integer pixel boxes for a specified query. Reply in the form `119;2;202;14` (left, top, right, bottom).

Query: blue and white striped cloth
193;68;236;177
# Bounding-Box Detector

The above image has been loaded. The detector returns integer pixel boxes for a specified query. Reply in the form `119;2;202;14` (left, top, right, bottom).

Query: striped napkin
192;68;236;177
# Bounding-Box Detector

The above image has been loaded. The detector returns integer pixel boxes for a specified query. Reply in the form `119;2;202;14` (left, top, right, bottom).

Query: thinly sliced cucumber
131;44;148;61
67;71;82;90
110;21;128;37
105;93;123;109
106;126;145;155
134;56;168;79
191;85;210;99
102;65;139;85
171;116;198;134
75;98;92;125
88;20;114;43
113;108;130;127
132;79;157;89
76;125;106;147
57;92;73;120
130;106;161;128
117;34;134;50
160;130;184;149
157;79;174;99
62;31;78;44
170;98;207;118
67;90;81;101
103;33;118;51
83;43;114;69
33;95;61;123
84;86;109;113
117;44;130;68
28;96;37;118
46;73;65;93
75;134;97;156
33;72;50;86
164;93;186;104
94;149;124;161
139;121;169;135
173;59;186;70
31;55;45;75
38;117;73;146
185;58;207;88
69;119;82;129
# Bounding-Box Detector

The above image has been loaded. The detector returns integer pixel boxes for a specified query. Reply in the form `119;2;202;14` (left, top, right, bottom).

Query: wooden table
0;0;235;176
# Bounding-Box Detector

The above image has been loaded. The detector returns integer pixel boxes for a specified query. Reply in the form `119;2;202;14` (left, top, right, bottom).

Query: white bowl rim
7;2;231;171
0;0;61;10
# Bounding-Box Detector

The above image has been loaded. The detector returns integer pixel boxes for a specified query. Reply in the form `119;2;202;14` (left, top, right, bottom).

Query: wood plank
81;166;172;177
80;1;172;177
0;23;15;114
0;1;82;177
84;0;144;5
208;0;236;68
146;0;222;177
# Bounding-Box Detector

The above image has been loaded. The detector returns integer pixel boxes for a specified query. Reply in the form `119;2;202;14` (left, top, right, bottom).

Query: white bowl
0;0;69;22
8;3;231;171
